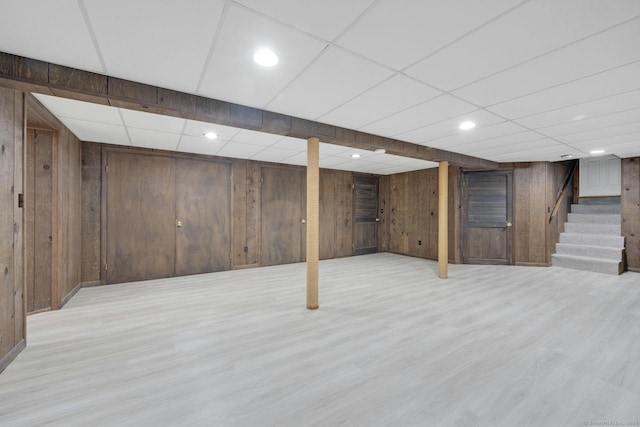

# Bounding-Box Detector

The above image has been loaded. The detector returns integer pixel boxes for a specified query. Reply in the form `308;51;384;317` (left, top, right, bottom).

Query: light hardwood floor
1;253;639;426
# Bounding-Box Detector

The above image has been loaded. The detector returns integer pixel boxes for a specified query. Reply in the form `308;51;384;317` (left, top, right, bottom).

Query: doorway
462;170;513;265
353;175;379;255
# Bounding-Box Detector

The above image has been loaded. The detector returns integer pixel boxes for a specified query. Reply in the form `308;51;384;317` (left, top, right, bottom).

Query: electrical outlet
418;240;422;246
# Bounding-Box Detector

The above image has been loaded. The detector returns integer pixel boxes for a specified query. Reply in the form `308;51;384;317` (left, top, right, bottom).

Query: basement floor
1;253;639;426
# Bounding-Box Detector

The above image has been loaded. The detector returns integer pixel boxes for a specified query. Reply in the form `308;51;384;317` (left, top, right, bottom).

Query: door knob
176;220;183;228
506;222;512;227
375;218;380;222
301;219;306;224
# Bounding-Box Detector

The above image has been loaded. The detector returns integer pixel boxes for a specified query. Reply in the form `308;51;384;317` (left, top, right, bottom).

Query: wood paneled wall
622;157;640;272
81;144;356;283
378;166;461;263
513;161;573;266
0;88;25;373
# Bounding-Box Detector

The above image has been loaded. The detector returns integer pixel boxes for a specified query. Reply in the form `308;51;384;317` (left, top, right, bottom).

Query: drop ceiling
2;0;639;173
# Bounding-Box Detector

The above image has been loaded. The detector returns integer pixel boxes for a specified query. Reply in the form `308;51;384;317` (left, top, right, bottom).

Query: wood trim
515;262;551;267
438;161;449;279
20;91;27;343
0;339;25;375
0;52;498;170
80;280;102;288
50;131;60;310
60;281;82;308
100;147;108;284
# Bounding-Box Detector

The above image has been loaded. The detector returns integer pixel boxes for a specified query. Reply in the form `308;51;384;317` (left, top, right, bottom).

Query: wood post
438;161;448;279
306;137;319;309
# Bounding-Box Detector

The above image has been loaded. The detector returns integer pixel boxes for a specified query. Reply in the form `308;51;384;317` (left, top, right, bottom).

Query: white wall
579;155;621;197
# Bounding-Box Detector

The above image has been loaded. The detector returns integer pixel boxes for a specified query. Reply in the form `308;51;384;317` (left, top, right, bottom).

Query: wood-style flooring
1;253;639;426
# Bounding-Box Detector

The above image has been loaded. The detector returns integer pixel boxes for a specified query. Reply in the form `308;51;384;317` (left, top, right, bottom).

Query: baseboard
232;263;259;270
80;280;102;288
27;308;51;316
515;262;551;267
628;267;640;273
0;339;26;374
60;282;83;308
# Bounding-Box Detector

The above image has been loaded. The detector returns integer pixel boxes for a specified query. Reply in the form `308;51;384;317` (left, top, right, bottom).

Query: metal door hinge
104;263;108;271
105;165;109;173
18;193;24;208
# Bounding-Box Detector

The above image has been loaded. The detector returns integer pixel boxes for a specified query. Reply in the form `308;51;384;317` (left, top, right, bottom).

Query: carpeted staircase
552;203;625;275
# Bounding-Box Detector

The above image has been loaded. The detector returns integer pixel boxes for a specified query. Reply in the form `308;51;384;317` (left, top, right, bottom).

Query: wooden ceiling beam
0;52;498;169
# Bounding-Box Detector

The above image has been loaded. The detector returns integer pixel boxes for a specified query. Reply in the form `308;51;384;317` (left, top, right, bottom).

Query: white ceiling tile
233;0;375;41
513;89;640;129
84;0;225;93
464;137;559;158
127;128;180;151
266;46;394;119
58;118;130;145
182;120;241;141
33;94;123;125
407;0;640;91
319;143;353;156
250;147;302;163
318;74;441;129
565;132;640;149
271;136;310;151
280;152;308;166
447;131;545;152
488;143;583;162
555;122;640;144
120;109;186;134
232;129;284;146
198;5;327;108
396;109;509;144
488;62;640;119
537;108;640;137
361;95;477;138
319;156;352;168
336;0;521;70
0;0;103;73
216;142;266;159
429;122;528;150
454;19;640;106
176;135;224;156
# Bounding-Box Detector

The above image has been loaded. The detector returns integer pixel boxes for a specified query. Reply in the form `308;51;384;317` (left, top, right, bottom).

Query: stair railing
549;160;578;224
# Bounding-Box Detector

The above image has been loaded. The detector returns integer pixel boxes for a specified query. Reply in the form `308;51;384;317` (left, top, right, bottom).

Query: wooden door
463;171;513;264
25;129;52;313
353;175;379;255
175;158;231;276
260;166;305;266
105;152;176;284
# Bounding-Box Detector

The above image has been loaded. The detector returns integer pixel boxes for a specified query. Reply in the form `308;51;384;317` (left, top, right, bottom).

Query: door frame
461;170;513;265
352;174;380;256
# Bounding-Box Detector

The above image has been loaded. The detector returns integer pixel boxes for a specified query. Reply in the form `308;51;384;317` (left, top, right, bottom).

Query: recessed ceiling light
459;121;476;131
203;132;218;140
351;153;361;159
374;148;386;154
253;48;279;67
590;149;605;154
560;154;574;159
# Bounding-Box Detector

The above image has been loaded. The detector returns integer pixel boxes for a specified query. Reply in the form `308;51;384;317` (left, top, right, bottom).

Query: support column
306;137;319;309
438;161;449;279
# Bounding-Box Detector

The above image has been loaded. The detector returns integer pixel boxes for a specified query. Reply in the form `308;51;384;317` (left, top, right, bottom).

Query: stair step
567;213;620;224
571;204;621;214
559;233;625;247
551;254;622;275
555;243;623;260
564;222;621;235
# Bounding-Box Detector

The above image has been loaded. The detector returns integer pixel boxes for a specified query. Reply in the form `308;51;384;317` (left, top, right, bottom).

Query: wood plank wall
80;144;356;284
622;157;640;272
0;88;25;373
513;161;573;266
379;166;462;263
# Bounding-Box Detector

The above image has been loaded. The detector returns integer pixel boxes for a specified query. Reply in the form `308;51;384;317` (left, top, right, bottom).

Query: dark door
175;158;231;276
260;166;305;266
25;129;52;313
353;175;379;255
105;151;176;284
463;171;513;264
